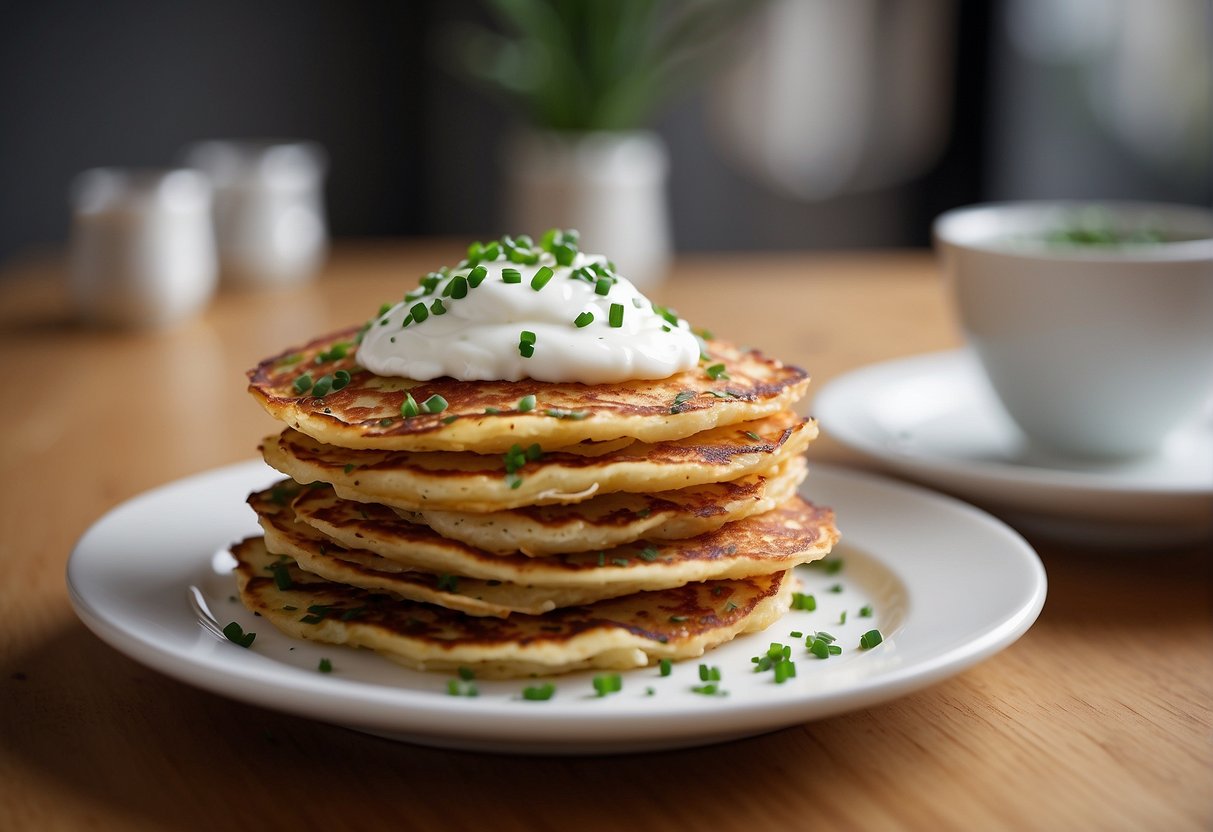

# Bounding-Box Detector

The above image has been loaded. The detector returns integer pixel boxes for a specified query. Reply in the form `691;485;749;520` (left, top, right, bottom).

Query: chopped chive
860;629;884;649
791;593;816;611
859;605;874;618
705;390;737;399
698;664;721;682
318;658;332;673
706;363;729;380
789;630;803;638
594;277;612;296
522;683;556;701
531;266;554;291
828;583;844;593
839;611;848;625
544;408;589;420
447;276;469;299
501;268;522;284
519;342;535;358
638;547;659;562
596;552;606;567
315;342;350;363
808;638;830;659
310;374;334;397
659;658;672;676
518;394;536;412
401;393;420;418
608;303;624;327
574;311;595;328
821;558;844;575
670;389;697;413
436;574;458;593
467;265;487;287
519;330;536;345
612;557;629;567
430;299;447;315
483;407;500;414
410;302;429;324
774;660;796;684
458;666;475;681
222;622;255;648
744;431;762;441
669;615;688;623
343;463;356;474
422;394;448;413
293;373;313;395
446;679;479;697
441;414;458;424
691;684;722;696
723;600;739;612
553;243;576;266
828;644;843;655
592;673;623;697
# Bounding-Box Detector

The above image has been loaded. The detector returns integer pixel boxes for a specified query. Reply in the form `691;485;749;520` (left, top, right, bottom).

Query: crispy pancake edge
248;326;810;453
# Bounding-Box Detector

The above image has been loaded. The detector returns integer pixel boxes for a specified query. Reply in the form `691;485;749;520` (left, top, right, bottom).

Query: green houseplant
450;0;754;286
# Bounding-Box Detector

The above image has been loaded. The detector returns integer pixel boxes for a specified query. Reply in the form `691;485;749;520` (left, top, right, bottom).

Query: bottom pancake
232;536;794;679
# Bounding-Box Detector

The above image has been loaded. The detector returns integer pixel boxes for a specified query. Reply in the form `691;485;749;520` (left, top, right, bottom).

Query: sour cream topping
356;250;702;384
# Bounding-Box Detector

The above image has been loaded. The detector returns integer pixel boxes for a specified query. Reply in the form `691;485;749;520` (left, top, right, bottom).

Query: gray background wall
1;0;1207;266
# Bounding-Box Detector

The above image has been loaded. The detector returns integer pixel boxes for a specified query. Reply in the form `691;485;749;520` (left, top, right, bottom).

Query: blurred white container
69;168;218;328
936;201;1213;459
183;140;327;288
504;130;670;289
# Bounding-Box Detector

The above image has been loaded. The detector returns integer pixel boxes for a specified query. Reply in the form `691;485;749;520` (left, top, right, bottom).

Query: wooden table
1;244;1209;831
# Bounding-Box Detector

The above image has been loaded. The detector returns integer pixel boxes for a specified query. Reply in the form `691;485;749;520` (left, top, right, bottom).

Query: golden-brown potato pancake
262;410;817;512
396;457;807;555
286;481;837;589
247;326;809;453
251;484;617;617
232;536;794;678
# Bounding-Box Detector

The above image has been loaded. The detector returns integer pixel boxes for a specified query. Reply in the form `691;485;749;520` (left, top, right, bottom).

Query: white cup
935;201;1213;460
69;168;218;328
183;140;327;288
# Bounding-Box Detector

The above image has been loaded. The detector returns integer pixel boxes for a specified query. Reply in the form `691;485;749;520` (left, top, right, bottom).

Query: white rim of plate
815;350;1213;498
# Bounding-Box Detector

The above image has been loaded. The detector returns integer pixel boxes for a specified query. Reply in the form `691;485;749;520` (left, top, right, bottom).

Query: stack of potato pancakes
235;292;838;680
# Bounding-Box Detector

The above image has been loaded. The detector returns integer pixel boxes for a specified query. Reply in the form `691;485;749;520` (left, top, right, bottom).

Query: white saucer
814;350;1213;548
66;460;1045;755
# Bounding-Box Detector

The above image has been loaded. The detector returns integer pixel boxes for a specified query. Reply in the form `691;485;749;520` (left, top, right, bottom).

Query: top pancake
247;325;809;453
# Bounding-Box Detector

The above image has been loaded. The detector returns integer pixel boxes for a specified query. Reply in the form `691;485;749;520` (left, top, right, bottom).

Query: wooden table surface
1;243;1209;831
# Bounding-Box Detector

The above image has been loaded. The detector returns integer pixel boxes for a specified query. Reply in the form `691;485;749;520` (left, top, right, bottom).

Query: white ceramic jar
69;168;218;328
183;140;327;288
503;129;671;290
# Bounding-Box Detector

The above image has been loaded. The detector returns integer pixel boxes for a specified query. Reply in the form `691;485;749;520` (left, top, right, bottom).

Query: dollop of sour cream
356;249;702;384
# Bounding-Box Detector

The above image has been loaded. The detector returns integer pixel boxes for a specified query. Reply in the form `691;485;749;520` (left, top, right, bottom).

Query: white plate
67;460;1045;755
815;351;1213;548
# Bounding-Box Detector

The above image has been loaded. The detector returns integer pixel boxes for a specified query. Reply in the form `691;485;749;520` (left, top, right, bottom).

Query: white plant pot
503;129;672;289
